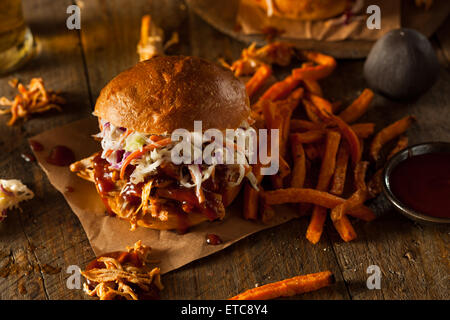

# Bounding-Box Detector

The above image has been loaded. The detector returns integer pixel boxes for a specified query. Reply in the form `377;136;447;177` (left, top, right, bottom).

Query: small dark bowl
383;142;450;224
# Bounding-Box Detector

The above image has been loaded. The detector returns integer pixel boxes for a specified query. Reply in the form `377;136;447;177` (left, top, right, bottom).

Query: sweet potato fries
227;41;415;244
230;271;334;300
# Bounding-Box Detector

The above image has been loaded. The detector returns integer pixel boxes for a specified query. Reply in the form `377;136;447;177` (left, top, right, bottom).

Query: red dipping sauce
390;153;450;219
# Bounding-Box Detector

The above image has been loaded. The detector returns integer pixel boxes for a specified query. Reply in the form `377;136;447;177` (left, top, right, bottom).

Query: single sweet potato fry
229;271;334;300
246;64;272;99
290;119;323;132
370;116;416;161
350;123;375;138
290;136;306;188
333;215;357;242
330;144;350;196
338;88;374;123
302;79;323;97
261;75;301;101
292;51;336;81
261;188;374;220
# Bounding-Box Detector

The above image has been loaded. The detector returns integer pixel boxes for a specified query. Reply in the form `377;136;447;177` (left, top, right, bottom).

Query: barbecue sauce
390;153;450;219
92;154;116;216
120;182;143;207
46;145;75;166
29;140;44;152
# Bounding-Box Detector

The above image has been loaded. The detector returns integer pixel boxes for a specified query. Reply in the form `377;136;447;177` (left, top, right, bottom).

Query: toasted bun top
251;0;348;21
94;56;250;134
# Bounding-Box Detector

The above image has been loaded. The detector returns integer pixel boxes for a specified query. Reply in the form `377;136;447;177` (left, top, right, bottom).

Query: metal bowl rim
382;141;450;224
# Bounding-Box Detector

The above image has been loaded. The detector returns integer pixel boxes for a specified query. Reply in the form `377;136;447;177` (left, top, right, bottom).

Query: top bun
252;0;348;21
94;56;250;134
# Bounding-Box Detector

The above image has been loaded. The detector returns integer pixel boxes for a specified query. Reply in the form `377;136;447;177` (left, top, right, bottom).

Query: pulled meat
81;241;163;300
0;78;65;126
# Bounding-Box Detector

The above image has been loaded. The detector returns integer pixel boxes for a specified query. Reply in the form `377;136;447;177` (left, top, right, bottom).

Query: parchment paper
30;118;297;274
237;0;401;41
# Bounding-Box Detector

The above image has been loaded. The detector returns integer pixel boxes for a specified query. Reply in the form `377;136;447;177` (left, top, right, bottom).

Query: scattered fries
230;42;414;243
229;271;334;300
0;78;65;126
370;116;416;161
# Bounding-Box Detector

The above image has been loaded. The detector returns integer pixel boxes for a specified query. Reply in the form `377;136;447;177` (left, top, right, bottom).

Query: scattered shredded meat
0;78;65;126
81;241;163;300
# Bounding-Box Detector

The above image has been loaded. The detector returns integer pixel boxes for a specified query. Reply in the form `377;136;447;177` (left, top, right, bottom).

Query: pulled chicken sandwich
70;56;256;232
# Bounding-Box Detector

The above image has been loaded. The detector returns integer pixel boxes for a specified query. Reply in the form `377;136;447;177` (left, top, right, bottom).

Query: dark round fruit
364;28;440;101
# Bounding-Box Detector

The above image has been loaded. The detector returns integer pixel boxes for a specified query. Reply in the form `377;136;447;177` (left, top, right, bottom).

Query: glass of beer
0;0;34;74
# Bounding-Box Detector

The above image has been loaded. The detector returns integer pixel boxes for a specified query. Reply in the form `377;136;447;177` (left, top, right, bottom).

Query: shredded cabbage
125;132;147;152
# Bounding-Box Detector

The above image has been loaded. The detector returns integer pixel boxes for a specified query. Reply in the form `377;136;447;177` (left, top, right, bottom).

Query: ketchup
29;140;44;152
46;145;75;166
390;153;450;219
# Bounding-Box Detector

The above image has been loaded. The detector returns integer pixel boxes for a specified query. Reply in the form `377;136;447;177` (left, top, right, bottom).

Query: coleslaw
95;120;258;192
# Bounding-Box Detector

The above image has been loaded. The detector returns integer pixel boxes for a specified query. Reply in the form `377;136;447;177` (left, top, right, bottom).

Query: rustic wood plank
0;0;94;299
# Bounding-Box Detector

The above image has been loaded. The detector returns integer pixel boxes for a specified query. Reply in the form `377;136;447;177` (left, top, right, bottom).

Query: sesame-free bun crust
94;56;250;134
252;0;348;21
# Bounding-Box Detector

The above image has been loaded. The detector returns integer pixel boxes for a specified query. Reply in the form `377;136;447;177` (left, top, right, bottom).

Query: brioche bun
251;0;348;21
94;56;250;135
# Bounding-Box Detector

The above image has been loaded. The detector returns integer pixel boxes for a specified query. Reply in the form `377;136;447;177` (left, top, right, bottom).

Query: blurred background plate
186;0;449;59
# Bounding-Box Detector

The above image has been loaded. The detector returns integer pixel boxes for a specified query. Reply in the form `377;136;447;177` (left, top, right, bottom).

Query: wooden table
0;0;449;300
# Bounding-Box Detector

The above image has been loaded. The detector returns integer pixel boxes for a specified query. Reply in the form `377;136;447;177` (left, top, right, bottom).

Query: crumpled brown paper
30;118;297;274
237;0;401;41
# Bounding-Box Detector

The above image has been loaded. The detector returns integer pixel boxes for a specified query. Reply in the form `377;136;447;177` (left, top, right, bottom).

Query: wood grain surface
0;0;448;300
